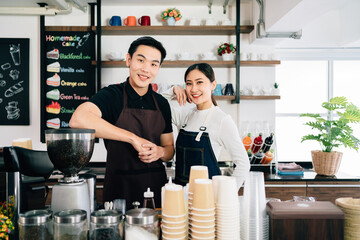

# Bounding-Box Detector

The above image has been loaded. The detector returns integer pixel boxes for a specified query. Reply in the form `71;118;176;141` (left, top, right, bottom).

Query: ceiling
1;0;359;48
0;0;236;7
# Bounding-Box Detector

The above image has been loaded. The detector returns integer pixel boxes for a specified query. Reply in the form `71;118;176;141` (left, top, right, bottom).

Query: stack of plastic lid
213;176;240;240
336;197;360;240
161;184;186;240
188;178;215;240
241;172;269;240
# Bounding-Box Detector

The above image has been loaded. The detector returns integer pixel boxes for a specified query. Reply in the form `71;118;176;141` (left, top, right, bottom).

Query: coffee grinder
45;129;95;219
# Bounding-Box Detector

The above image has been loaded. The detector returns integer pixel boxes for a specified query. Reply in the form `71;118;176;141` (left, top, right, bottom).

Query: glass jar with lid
53;209;88;240
18;209;53;240
125;208;159;240
89;209;123;240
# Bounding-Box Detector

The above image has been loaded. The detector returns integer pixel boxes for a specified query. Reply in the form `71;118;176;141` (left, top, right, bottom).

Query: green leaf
300;113;321;118
304;121;326;131
342;104;360;123
322;97;347;111
339;134;355;148
330;96;348;106
340;124;353;134
301;134;321;142
342;112;360;123
330;127;342;139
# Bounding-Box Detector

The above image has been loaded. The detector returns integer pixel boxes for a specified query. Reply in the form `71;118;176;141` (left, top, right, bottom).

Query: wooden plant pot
311;150;343;176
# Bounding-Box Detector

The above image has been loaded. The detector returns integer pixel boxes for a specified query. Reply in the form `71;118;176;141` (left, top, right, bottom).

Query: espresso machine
45;129;95;219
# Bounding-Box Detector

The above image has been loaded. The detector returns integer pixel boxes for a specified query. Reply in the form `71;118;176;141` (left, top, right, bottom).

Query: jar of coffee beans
19;209;53;240
89;209;123;240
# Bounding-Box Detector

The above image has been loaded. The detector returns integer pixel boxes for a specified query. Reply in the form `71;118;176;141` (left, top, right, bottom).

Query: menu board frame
0;38;30;125
41;30;95;142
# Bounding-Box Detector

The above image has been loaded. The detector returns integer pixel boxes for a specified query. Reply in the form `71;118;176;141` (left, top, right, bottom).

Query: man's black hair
128;36;167;64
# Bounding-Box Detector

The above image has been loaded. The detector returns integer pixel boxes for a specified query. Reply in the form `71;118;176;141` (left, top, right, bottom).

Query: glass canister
89;209;123;240
53;209;88;240
18;209;53;240
125;208;159;240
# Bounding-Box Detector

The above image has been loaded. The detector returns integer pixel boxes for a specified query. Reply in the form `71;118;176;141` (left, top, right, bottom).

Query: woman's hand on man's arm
173;85;191;106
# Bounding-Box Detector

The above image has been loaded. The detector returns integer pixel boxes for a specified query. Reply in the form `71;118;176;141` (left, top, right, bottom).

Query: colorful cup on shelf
213;84;222;96
109;16;122;26
124;16;136;26
138;15;151;26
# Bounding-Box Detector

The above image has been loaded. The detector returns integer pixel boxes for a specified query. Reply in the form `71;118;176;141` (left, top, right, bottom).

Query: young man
70;36;174;209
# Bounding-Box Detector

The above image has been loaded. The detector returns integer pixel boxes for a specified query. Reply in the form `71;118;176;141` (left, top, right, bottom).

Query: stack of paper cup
12;138;32;149
241;171;269;240
189;178;215;240
161;184;187;240
188;166;209;211
213;176;240;240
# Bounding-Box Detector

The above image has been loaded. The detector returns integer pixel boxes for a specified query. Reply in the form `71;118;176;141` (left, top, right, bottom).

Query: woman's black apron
174;107;221;186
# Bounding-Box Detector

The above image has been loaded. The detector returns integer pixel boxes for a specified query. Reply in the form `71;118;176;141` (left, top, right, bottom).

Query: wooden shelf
214;95;280;100
240;95;280;100
92;60;237;68
241;60;281;66
91;25;254;35
92;60;280;68
214;96;235;100
45;26;92;31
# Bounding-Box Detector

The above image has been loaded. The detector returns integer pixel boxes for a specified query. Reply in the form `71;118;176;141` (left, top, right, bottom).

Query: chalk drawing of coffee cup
10;44;21;66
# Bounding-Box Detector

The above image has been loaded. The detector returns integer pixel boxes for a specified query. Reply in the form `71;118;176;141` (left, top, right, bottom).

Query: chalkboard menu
0;38;29;125
41;31;95;142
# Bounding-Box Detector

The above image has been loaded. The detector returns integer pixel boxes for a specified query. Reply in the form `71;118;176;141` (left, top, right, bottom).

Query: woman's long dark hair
184;63;218;106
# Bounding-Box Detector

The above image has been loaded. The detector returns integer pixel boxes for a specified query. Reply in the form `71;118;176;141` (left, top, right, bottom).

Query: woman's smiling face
185;69;216;110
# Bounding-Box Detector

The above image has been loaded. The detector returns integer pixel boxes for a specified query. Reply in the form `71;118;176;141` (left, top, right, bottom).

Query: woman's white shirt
163;87;250;186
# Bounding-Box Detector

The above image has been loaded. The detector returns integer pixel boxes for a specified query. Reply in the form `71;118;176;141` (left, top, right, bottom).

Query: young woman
162;63;250;188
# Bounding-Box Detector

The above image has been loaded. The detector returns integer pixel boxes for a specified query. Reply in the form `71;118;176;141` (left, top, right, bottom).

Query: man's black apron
103;84;167;210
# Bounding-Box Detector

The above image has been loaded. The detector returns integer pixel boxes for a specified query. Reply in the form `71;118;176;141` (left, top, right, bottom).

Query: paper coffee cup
189;166;209;193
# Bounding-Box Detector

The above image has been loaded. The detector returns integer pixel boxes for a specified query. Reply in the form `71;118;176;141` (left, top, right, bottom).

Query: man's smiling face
126;45;161;96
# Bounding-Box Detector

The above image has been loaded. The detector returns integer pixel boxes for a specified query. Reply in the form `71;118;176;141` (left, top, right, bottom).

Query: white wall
0;2;277;162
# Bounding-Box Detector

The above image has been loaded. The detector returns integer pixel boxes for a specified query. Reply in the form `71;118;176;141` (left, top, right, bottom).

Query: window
275;61;328;162
333;61;360;175
275;59;360;176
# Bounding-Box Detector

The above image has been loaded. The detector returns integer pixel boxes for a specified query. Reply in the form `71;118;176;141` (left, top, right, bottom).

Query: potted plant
161;8;182;26
300;96;360;176
217;43;236;61
273;82;280;95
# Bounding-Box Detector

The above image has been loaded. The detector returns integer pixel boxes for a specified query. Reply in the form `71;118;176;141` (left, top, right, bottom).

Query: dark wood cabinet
238;180;360;204
307;181;360;203
265;181;307;201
